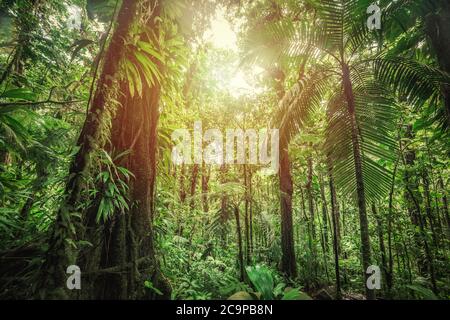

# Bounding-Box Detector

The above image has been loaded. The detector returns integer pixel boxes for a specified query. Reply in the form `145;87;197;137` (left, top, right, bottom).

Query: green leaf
1;88;36;101
137;40;164;62
406;285;438;300
144;280;163;296
282;288;313;300
245;265;274;300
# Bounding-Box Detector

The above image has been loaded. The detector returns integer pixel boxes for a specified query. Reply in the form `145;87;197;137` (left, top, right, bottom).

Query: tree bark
92;0;169;299
234;206;245;282
319;172;329;253
243;165;251;264
342;63;374;300
306;155;316;239
279;144;297;278
327;161;341;299
189;164;199;210
36;0;137;299
248;166;254;259
422;169;439;246
220;164;228;245
179;163;187;203
201;162;209;212
371;204;389;296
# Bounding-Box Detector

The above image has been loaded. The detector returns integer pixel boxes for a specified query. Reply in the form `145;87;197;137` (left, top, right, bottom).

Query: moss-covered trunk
36;0;137;299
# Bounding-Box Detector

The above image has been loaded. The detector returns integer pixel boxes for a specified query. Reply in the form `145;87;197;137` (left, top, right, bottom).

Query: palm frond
372;56;450;110
276;66;334;144
325;75;399;202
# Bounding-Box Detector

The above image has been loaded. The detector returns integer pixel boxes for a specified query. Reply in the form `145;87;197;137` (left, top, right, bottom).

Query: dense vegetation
0;0;449;300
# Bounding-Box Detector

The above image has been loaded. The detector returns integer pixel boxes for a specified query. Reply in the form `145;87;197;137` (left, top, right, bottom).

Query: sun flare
205;8;264;98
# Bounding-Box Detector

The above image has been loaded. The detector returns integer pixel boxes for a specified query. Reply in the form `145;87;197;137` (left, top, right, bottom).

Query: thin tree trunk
179;163;186;203
306;156;316;239
299;186;307;221
234;206;245;282
342;63;374;300
201;161;209;212
386;151;401;296
422;169;438;246
279;144;297;278
316;198;330;283
249;166;254;259
243;165;250;263
371;204;389;296
220;164;228;246
327;161;341;299
189;164;199;210
319;172;329;253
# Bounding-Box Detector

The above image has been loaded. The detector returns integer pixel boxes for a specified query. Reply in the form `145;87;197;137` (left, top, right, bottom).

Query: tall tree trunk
220;164;228;245
179;163;187;203
78;0;170;300
422;169;439;246
306;154;317;283
371;204;389;296
327;161;341;299
271;66;297;278
234;206;245;282
36;0;137;299
306;155;316;239
248;166;254;259
316;197;330;283
201;161;209;212
189;164;199;210
299;186;307;221
243;165;251;264
342;63;374;300
386;151;400;296
279;143;297;278
319;172;329;253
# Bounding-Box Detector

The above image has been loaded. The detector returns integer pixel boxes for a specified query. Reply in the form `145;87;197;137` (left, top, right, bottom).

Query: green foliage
227;265;312;301
406;284;438;300
92;150;133;223
144;280;164;296
246;265;274;299
0;0;449;302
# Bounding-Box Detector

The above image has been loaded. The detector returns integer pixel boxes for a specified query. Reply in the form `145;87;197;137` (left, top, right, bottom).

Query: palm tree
259;0;449;299
375;0;450;130
240;2;311;279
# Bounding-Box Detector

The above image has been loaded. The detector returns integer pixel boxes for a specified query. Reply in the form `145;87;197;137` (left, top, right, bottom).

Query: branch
0;99;84;107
